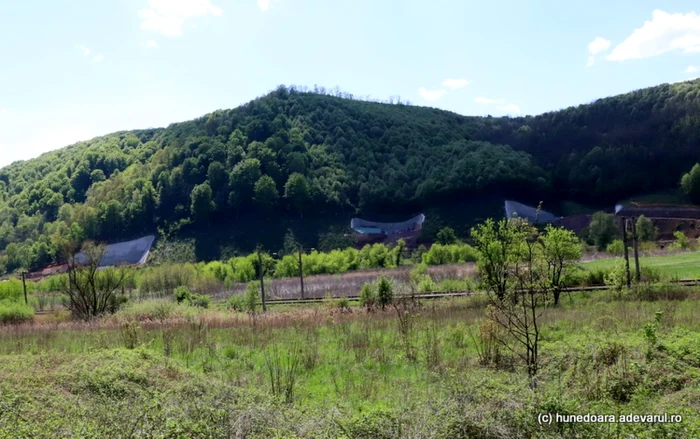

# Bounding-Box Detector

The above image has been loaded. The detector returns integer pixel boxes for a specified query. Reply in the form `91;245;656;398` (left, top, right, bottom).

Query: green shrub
586;212;620;251
417;276;437;293
584;269;607;286
669;231;690;250
188;294;210;309
174;286;192;304
174;286;209;308
636;215;658;242
359;283;377;310
606;239;626;255
0;300;34;325
604;260;627;292
225;294;246;312
376;276;394;310
244;282;260;314
336;297;350;311
639;265;662;283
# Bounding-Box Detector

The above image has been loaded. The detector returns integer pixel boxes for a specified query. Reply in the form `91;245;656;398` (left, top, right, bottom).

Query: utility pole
257;247;267;312
622;217;631;288
298;246;305;300
21;271;28;305
631;217;641;282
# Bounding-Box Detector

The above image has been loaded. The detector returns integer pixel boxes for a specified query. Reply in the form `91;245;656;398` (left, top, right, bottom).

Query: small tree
436;227;457;245
636;215;658;242
680;163;700;203
60;242;128;320
539;225;582;305
471;218;552;382
471;218;528;301
190;183;216;224
586;211;619;251
253;175;280;212
376;275;394;310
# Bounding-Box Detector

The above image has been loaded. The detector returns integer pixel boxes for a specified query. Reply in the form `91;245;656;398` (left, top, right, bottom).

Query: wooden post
257;248;267;312
298;247;305;300
631;217;641;282
21;271;28;305
622;217;631;288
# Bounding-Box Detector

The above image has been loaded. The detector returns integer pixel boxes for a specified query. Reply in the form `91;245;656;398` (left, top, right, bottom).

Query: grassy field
582;250;700;280
1;288;699;438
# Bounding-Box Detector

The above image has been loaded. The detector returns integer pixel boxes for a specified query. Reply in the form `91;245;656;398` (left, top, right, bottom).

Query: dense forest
2;79;700;273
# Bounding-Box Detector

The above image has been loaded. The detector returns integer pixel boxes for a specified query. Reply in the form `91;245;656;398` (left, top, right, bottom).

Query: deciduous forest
2;79;700;273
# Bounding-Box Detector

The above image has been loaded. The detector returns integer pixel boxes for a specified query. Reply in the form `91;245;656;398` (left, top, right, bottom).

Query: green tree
228;158;261;210
253;175;279;211
436;227;457;245
284;173;311;217
539;225;582;305
635;215;657;242
207;162;228;191
190;183;216;223
586;211;619;251
681;163;700;203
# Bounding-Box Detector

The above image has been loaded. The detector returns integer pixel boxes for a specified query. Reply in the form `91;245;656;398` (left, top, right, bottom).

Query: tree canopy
2;79;700;273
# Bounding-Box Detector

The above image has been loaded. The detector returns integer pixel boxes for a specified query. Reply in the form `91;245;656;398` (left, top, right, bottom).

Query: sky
1;0;700;168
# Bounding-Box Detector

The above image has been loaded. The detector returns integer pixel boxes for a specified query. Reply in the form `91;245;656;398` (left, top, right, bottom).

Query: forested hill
2;79;700;273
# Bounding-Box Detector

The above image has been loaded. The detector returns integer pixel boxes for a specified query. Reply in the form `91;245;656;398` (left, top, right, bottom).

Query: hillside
2;80;700;273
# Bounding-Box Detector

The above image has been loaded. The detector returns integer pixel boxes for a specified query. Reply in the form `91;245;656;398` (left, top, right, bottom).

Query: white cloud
588;37;611;55
442;78;469;89
418;88;447;102
474;97;521;114
586;37;611;67
92;54;104;63
141;40;159;48
79;45;91;56
607;10;700;61
257;0;271;12
138;0;223;37
0;108;7;115
474;97;504;104
500;103;521;114
687;65;699;73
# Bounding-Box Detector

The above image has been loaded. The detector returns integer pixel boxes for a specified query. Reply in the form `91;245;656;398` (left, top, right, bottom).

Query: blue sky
1;0;700;168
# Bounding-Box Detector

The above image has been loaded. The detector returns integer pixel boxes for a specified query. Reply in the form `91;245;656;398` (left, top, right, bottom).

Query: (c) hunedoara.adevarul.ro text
537;413;683;425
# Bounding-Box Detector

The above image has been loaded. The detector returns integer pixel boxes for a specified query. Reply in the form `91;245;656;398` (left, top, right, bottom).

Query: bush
639;265;662;283
376;276;394;310
636;215;658;242
586;212;619;251
0;300;34;325
188;294;210;309
584;269;607;286
225;294;246;312
606;239;626;255
359;283;377;310
0;279;25;302
422;243;477;265
436;227;457;245
669;231;690;250
417;276;437;293
244;282;260;314
174;286;192;304
604;260;627;292
174;286;209;308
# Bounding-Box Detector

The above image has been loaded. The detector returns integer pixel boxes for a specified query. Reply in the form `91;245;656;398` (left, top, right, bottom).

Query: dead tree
61;242;128;320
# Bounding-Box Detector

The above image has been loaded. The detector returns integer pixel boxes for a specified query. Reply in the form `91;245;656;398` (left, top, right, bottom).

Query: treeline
2;79;700;272
22;241;477;297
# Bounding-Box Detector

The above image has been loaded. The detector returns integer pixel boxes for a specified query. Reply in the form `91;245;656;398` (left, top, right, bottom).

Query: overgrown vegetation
4;80;700;272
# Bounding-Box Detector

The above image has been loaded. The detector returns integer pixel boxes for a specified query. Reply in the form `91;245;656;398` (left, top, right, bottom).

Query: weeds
264;343;302;403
